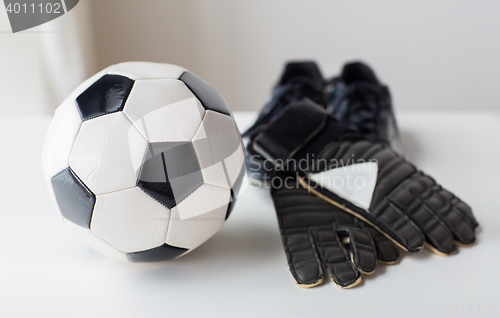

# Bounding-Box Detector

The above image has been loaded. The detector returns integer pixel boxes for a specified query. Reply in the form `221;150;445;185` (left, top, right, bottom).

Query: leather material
69;112;149;196
76;75;134;121
256;101;478;255
123;79;205;143
166;202;227;249
271;175;398;288
51;167;95;229
192;110;244;187
328;62;405;157
190;110;247;221
180;72;231;116
137;142;204;209
174;184;231;220
41;99;82;179
44;62;243;262
91;187;170;253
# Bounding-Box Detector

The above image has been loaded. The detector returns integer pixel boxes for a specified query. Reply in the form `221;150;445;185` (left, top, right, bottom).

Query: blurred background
1;0;500;115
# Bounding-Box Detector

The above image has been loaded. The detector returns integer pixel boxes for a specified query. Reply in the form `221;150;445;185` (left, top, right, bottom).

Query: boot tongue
341;62;379;85
279;61;323;85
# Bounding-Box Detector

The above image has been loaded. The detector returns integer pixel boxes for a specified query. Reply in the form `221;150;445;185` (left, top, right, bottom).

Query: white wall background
0;0;95;114
0;6;49;115
2;0;500;114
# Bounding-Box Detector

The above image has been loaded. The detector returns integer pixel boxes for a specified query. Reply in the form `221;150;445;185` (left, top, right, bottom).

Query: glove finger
414;174;477;245
337;226;378;274
386;176;458;255
389;197;457;255
364;226;399;264
309;225;361;288
282;227;324;288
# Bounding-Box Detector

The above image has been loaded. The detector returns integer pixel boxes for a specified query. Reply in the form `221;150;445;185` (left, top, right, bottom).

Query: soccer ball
42;62;246;262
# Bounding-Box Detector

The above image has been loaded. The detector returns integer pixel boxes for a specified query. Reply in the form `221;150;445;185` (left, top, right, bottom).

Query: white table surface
0;111;499;318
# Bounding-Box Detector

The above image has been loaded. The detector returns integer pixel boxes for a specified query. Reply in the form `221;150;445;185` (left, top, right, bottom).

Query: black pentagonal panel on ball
137;142;203;209
76;75;134;121
127;244;187;262
179;72;231;116
51;168;95;228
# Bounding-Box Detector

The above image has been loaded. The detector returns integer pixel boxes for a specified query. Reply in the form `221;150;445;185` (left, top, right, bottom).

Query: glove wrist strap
252;99;327;166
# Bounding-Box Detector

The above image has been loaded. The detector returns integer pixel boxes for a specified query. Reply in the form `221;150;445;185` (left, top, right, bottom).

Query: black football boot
327;61;405;156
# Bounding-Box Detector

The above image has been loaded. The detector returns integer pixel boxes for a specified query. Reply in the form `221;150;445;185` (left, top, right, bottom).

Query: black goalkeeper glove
251;99;478;255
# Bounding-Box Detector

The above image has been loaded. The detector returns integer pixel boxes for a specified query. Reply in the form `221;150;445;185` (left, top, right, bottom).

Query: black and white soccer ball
42;62;247;262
